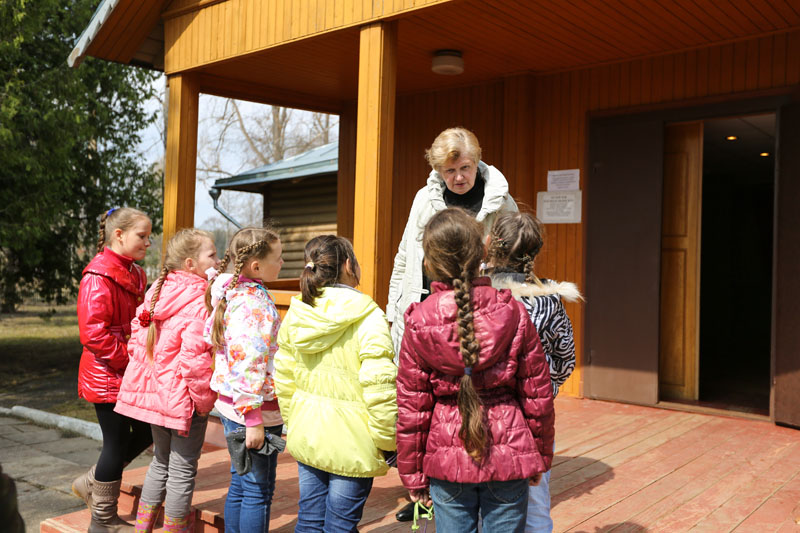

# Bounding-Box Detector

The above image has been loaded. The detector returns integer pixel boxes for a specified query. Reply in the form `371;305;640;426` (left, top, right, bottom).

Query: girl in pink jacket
396;208;555;533
115;228;220;533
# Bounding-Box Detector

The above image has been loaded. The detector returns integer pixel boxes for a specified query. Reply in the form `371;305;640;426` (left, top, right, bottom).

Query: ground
0;303;95;421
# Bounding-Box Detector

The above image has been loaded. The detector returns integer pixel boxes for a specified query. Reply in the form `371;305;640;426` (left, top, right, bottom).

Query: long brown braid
486;211;545;287
96;207;149;254
422;208;487;460
144;228;215;361
209;228;280;352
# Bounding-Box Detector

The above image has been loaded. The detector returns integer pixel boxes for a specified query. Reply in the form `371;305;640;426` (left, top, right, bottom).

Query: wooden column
163;73;199;245
353;22;397;306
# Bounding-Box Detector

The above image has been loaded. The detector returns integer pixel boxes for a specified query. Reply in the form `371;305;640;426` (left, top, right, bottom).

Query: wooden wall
336;29;800;396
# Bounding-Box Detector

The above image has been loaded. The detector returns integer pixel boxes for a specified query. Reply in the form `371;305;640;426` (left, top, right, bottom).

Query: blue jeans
430;477;528;533
525;469;552;533
295;462;373;533
220;416;281;533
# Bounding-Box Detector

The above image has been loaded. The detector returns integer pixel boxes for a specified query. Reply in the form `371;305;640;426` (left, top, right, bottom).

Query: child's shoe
134;501;160;533
71;464;96;511
163;513;194;533
88;479;134;533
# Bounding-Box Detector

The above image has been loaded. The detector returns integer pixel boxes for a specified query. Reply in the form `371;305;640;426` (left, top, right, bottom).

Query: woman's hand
246;424;265;450
408;489;432;508
529;473;543;486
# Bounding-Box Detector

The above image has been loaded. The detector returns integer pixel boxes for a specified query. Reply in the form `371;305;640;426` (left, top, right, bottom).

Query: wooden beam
352;22;396;307
337;100;357;241
163;73;199;246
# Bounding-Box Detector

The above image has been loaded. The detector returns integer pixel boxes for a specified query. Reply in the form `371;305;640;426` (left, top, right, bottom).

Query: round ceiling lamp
432;50;464;75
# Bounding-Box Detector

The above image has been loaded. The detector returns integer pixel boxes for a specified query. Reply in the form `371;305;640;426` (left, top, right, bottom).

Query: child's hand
246;424;265;450
529;473;543;486
409;489;432;507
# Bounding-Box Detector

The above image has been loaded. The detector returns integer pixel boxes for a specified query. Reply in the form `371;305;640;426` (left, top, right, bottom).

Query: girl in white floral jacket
204;227;284;533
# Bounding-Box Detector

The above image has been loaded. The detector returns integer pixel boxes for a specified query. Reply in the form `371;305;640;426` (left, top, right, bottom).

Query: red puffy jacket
396;277;555;491
77;248;146;404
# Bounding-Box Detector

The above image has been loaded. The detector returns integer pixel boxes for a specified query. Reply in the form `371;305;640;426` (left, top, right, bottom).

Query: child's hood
282;286;379;354
404;278;525;376
148;270;207;320
490;272;583;302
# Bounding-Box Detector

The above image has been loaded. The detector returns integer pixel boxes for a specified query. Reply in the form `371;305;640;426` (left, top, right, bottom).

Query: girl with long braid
204;227;284;533
114;228;220;532
72;207;154;533
396;208;555;533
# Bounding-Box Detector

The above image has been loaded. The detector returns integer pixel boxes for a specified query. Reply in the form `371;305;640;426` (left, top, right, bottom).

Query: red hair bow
138;310;152;327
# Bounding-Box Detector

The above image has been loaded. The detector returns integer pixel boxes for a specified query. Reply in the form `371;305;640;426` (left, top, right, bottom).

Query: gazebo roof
212;141;338;193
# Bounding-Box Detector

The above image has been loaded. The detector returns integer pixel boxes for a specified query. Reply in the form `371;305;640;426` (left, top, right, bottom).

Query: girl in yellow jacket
275;235;397;533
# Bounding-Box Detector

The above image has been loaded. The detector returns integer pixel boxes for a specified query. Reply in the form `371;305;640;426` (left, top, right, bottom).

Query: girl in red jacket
72;207;154;532
114;228;220;532
396;208;555;533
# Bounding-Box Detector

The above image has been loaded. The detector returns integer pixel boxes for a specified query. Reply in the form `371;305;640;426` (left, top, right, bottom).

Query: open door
659;122;702;401
585;118;664;405
774;102;800;427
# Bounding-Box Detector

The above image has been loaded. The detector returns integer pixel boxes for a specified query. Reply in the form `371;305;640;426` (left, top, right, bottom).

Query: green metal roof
213;141;338;192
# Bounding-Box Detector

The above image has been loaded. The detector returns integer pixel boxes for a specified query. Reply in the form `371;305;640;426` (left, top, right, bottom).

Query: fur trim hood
490;273;583;303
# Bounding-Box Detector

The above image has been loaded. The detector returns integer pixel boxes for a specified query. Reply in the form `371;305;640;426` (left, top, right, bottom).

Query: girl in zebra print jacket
485;211;582;533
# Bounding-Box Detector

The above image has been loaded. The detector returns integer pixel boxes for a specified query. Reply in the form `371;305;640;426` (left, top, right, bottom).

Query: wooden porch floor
42;396;800;532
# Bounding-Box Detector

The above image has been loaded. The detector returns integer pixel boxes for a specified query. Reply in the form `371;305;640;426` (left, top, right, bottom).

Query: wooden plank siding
340;30;800;397
163;0;452;74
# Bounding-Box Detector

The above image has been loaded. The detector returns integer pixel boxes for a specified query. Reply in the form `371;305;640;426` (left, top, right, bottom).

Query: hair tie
138;309;152;327
495;236;507;248
106;207;118;217
205;266;219;281
464;366;472;376
305;261;315;271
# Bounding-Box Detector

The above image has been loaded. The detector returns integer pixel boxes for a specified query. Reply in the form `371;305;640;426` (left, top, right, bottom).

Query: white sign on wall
537;190;582;224
547;169;580;191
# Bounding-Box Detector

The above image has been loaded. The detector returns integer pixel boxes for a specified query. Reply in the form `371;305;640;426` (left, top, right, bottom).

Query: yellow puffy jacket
275;286;397;478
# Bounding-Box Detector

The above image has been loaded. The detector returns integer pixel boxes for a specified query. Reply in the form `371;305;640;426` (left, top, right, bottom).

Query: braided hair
209;227;280;352
299;235;359;306
422;208;487;460
96;207;149;254
144;228;215;361
486;211;545;286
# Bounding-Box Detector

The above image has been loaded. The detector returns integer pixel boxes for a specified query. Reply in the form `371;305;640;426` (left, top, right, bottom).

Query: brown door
585;118;664;405
659;122;703;401
774;102;800;427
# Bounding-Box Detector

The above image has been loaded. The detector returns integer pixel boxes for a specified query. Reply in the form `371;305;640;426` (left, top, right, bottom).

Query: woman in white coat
387;127;518;359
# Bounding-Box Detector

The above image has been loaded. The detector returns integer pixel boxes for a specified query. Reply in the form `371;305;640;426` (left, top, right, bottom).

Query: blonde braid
205;249;231;314
145;265;169;362
97;212;109;254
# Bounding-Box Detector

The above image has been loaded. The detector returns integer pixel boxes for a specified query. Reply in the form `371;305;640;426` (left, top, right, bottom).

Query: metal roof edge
214;163;338;189
68;0;119;68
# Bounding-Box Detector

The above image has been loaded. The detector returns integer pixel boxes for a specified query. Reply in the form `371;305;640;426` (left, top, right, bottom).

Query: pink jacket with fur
115;270;216;431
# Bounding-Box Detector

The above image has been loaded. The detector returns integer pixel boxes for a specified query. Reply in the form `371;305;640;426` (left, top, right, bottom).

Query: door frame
585;91;794;422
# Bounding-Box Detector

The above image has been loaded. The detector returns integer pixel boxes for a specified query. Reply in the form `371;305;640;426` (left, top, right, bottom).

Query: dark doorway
698;114;775;415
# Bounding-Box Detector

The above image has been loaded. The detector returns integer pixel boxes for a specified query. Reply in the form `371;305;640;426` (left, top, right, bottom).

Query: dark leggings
94;403;153;482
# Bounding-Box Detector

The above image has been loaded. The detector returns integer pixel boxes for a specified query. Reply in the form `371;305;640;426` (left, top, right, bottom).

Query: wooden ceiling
195;0;800;108
84;0;800;108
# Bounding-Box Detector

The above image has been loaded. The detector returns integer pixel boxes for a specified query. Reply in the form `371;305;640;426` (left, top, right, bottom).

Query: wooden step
40;448;418;532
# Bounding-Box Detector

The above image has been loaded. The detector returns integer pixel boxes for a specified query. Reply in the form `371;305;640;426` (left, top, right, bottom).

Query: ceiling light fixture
760;152;770;157
726;135;738;140
432;50;464;75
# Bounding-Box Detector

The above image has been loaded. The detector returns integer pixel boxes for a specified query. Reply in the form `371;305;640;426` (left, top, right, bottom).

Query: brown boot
71;464;96;511
88;479;134;533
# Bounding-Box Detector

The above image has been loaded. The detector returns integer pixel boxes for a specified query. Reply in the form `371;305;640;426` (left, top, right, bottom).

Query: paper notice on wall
537;190;582;224
547;169;580;191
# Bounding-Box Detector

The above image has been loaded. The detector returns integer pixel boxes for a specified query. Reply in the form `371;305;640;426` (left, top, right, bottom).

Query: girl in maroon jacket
72;207;154;533
396;208;555;533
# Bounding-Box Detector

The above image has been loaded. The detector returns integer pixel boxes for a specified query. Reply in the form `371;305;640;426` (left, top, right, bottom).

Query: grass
0;303;97;422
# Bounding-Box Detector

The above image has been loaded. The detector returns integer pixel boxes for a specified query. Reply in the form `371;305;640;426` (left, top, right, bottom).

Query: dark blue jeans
295;462;373;533
430;477;528;533
220;416;281;533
